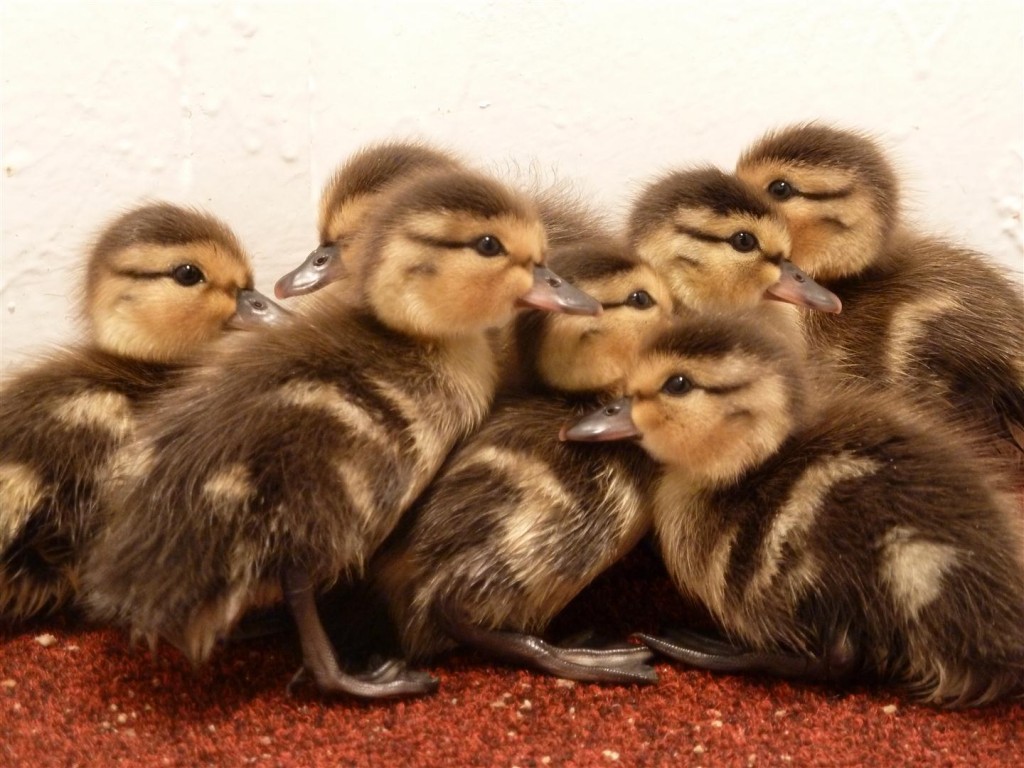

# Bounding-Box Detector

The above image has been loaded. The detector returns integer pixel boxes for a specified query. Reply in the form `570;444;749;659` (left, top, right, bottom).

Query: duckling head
628;167;840;314
276;141;461;298
84;203;255;363
354;168;601;339
563;313;805;485
515;235;676;393
736;123;900;281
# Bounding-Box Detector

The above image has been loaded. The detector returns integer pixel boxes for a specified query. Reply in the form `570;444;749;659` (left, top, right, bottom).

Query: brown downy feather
1;203;254;621
737;122;1024;466
594;315;1024;706
80;168;562;667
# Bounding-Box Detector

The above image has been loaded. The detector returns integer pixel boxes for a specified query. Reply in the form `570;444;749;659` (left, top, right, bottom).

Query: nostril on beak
546;276;563;288
605;404;621;416
314;256;328;267
252;301;266;310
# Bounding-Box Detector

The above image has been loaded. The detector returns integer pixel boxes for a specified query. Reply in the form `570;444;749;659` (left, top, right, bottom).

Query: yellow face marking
321;192;375;247
89;241;253;363
879;526;958;619
628;351;794;483
736;160;883;280
536;264;675;392
52;390;134;439
634;207;790;312
366;211;548;338
0;463;45;545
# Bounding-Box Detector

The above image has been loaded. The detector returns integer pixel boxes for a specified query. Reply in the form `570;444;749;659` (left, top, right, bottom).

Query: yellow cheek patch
322;193;375;245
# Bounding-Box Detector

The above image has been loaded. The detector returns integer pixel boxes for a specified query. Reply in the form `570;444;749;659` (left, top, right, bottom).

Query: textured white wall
2;0;1022;372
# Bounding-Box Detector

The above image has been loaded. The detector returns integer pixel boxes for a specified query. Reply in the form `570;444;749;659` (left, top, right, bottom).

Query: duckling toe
635;628;839;682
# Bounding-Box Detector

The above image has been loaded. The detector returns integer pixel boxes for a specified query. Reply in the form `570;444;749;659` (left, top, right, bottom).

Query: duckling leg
635;628;856;682
435;598;657;684
282;565;439;698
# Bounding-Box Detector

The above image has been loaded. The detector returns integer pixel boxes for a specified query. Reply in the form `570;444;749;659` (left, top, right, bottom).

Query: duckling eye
661;375;693;396
729;232;758;253
767;180;795;201
474;235;505;257
625;290;655;310
171;264;205;286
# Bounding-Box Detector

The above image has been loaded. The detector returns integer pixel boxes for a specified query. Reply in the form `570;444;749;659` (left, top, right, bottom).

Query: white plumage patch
278;379;392;447
879;526;958;620
0;462;45;546
52;390;133;438
885;294;960;380
202;463;253;502
747;452;880;601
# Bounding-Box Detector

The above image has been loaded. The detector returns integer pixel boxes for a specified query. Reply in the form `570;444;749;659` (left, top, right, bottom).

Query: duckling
1;202;262;622
275;140;462;298
627;166;842;320
564;314;1024;707
82;168;601;699
736;123;1024;461
370;230;675;683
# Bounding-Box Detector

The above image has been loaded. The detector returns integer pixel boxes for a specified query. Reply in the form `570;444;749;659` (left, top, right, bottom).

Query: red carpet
3;547;1022;767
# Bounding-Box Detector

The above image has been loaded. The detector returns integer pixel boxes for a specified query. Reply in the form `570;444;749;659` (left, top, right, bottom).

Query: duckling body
372;233;673;682
83;169;599;698
566;316;1024;706
0;203;256;621
736;123;1024;461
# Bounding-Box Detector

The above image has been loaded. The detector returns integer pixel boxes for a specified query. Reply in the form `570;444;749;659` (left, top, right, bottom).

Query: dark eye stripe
703;380;752;395
112;268;206;282
406;234;469;249
673;225;725;244
675;225;764;255
797;187;854;201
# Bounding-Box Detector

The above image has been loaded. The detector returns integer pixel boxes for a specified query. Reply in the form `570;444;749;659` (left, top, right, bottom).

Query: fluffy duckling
736;123;1024;460
275;140;461;298
627;166;842;320
565;315;1024;707
1;203;262;622
370;230;675;683
82;168;600;699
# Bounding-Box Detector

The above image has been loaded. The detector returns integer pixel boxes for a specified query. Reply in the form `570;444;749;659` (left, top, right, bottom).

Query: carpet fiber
3;547;1022;767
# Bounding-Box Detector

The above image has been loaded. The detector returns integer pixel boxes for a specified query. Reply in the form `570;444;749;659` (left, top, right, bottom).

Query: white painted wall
2;0;1022;372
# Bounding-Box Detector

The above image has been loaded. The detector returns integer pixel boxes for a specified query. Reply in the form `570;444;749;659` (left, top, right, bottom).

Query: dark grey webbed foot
635;627;856;683
282;565;438;699
436;599;657;684
357;658;439;692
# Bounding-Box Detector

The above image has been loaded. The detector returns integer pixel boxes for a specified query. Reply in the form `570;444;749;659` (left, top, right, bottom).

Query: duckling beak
560;397;640;442
764;260;843;313
516;265;603;316
274;243;344;298
231;289;294;329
